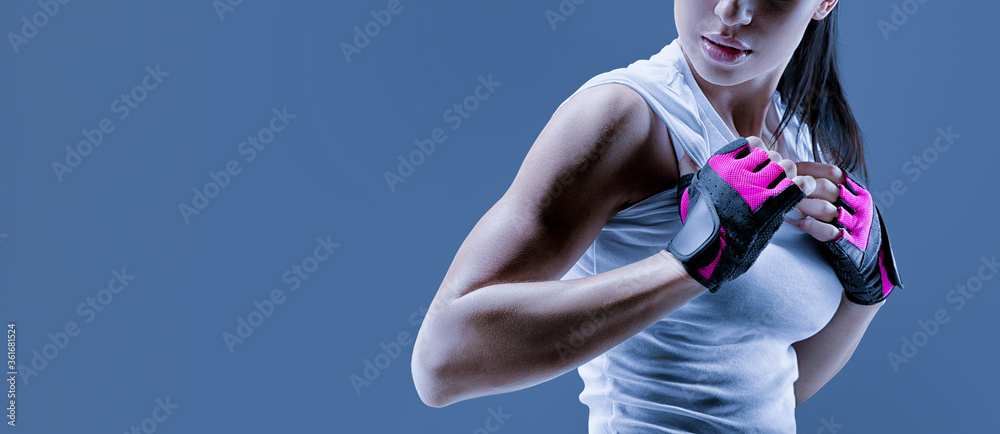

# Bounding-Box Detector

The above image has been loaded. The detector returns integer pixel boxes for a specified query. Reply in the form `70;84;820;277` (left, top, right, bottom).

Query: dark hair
771;6;867;181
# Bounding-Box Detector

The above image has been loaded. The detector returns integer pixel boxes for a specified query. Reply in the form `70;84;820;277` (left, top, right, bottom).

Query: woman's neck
683;51;784;141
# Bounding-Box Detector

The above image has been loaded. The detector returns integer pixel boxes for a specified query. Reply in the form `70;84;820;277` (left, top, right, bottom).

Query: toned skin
412;0;883;409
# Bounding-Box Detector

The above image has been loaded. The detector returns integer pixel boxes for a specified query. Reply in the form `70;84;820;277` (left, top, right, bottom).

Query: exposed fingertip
745;136;766;149
794;175;816;196
793;216;808;231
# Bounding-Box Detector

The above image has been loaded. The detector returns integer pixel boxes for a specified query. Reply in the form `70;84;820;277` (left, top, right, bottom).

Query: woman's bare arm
411;84;706;407
790;162;887;405
792;292;884;405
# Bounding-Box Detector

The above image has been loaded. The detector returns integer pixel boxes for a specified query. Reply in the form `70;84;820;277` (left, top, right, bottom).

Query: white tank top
557;38;844;433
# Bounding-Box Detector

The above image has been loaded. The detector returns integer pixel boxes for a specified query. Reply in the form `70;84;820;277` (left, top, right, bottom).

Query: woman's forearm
792;292;884;405
412;250;705;407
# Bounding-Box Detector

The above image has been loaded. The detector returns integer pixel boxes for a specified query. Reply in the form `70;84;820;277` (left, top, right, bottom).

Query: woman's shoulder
561;83;680;212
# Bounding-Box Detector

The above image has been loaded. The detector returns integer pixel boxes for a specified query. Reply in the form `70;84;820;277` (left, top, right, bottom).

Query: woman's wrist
840;290;885;312
657;250;705;291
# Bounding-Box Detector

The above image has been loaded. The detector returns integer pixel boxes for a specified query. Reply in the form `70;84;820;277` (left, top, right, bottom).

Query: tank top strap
556;38;820;169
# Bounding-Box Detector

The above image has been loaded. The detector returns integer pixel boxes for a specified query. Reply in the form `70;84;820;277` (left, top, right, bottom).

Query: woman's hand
790;161;904;305
790;162;846;242
678;136;816;192
669;136;815;292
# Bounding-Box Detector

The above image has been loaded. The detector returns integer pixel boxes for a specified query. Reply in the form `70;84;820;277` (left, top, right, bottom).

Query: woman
411;0;903;431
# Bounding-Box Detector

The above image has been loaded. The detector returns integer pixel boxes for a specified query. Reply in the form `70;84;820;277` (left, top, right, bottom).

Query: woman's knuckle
824;202;838;216
823;180;839;195
826;226;840;240
824;165;840;180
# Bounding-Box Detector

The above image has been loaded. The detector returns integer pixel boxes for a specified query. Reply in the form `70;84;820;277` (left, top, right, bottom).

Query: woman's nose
714;0;752;26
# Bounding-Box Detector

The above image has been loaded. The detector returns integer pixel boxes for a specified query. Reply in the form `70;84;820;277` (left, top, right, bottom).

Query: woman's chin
682;42;749;86
691;59;751;87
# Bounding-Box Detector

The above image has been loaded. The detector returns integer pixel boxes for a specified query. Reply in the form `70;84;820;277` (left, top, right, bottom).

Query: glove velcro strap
876;206;904;289
667;163;804;292
669;188;720;262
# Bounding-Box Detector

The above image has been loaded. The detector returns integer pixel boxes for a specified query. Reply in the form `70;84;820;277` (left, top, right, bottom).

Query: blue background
1;0;997;433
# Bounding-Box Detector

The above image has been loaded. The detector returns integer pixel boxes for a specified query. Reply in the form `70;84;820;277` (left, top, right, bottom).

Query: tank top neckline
616;40;798;217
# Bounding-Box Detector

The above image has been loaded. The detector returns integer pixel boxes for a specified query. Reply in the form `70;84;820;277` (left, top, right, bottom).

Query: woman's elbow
411;344;451;407
411;318;468;408
412;373;447;408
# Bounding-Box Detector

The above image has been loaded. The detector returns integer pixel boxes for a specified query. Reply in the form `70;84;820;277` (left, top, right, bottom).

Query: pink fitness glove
666;138;806;292
823;174;904;305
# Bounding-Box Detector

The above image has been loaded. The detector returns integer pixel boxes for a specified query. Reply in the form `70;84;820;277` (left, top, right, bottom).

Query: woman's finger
796;198;839;223
746;136;767;151
809;177;841;202
795;162;845;184
766;150;781;163
777;158;797;179
796;217;841;242
791;175;815;196
743;136;800;190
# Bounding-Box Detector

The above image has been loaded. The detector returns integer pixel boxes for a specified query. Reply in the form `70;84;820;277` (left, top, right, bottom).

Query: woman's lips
701;36;751;65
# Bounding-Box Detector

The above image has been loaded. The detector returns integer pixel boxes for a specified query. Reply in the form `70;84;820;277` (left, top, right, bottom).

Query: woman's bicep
436;84;663;301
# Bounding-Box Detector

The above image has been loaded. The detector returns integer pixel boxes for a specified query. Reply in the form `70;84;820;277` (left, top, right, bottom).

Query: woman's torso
556;38;844;433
